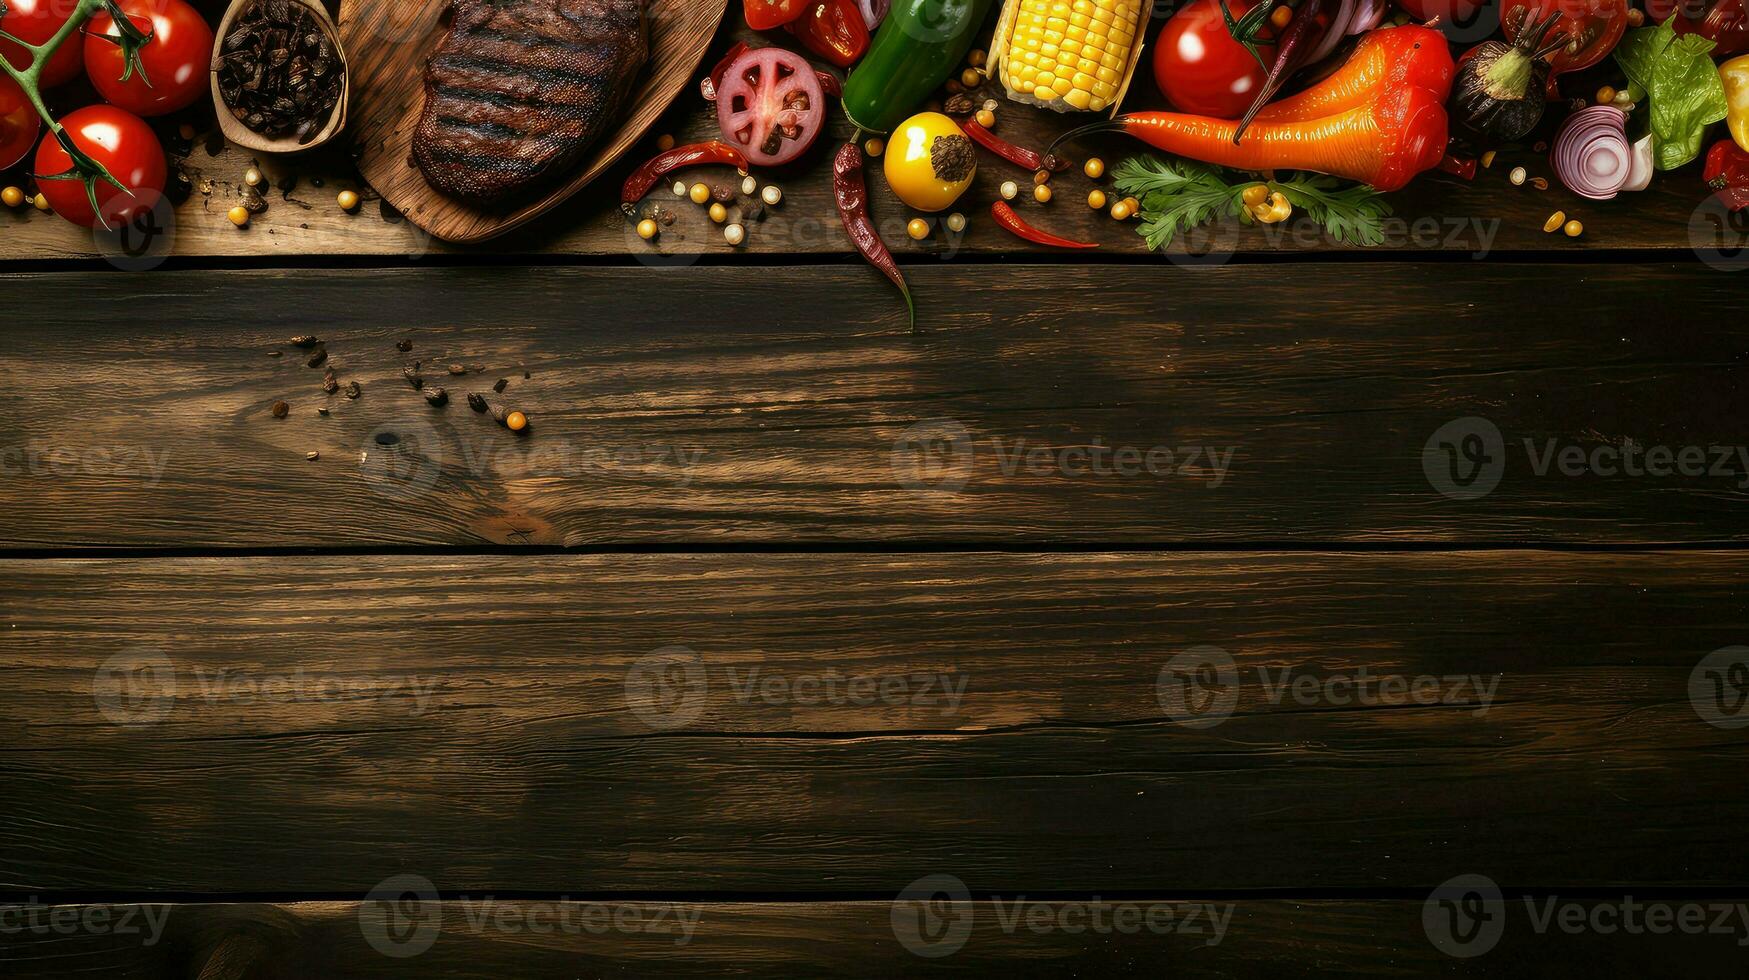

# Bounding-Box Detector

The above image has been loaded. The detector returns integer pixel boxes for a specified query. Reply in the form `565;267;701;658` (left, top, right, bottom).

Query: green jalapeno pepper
841;0;998;135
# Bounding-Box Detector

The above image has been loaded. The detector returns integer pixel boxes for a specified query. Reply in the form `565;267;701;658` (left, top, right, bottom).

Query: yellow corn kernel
1064;89;1093;109
1001;0;1140;112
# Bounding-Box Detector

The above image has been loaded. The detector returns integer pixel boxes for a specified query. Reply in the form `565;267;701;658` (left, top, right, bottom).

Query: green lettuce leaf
1614;18;1730;170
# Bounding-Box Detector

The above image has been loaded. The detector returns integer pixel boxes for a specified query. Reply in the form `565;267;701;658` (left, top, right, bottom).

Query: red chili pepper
703;42;841;100
700;41;751;102
990;201;1099;249
1704;138;1749;211
1438;152;1478;181
832;140;913;327
962;119;1070;172
621;141;750;215
785;0;870;68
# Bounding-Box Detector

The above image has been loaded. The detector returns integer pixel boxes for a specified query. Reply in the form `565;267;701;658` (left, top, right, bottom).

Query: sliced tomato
715;48;825;167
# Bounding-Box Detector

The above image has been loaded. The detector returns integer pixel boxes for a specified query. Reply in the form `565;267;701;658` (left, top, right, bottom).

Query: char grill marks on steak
414;0;648;202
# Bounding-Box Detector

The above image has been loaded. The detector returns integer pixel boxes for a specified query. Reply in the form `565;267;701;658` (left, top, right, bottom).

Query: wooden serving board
335;0;726;244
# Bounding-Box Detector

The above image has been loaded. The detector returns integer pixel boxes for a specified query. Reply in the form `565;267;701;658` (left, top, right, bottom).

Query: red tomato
744;0;808;30
1502;0;1628;94
0;73;39;170
84;0;214;117
33;104;166;228
1153;0;1277;119
0;0;85;87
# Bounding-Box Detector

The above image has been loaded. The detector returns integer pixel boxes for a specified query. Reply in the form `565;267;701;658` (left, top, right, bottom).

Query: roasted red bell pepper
786;0;870;68
1705;138;1749;210
1645;0;1749;57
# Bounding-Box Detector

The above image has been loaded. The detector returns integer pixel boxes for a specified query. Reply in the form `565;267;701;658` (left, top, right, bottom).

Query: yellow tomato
883;112;976;213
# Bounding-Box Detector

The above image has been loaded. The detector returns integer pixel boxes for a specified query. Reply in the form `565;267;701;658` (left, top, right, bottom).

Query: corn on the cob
990;0;1148;114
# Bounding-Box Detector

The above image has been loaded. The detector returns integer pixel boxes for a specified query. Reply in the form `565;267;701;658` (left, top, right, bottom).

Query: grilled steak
414;0;648;203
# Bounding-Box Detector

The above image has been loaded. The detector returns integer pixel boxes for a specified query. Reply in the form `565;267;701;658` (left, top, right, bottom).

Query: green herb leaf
1113;155;1392;251
1270;172;1392;246
1614;17;1729;170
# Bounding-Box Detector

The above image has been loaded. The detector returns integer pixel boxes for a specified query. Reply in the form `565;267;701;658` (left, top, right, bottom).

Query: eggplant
1451;7;1566;142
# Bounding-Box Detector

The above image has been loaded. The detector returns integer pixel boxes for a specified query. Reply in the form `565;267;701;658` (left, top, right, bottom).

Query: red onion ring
857;0;889;30
1552;105;1632;201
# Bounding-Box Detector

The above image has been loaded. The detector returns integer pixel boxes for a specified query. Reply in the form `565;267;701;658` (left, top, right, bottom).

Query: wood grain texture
0;18;1738;259
6;898;1749;977
1;264;1746;547
3;553;1746;893
336;0;727;243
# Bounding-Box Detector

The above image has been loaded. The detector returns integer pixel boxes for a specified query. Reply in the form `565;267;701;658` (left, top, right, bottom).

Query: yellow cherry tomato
883;112;977;213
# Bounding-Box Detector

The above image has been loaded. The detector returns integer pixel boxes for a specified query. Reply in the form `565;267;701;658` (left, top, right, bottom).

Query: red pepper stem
1045;120;1126;162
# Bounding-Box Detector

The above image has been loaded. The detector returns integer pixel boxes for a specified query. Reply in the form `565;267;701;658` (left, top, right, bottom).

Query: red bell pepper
785;0;870;68
1705;138;1749;211
1644;0;1749;57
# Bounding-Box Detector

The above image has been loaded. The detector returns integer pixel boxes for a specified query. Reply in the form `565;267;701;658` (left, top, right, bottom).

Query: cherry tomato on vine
0;0;86;88
0;73;39;170
1153;0;1277;119
84;0;214;116
33;104;166;228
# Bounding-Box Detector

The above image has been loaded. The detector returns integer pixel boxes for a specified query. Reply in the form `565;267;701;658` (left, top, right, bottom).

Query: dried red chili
990;201;1099;249
1704;138;1749;210
621;141;750;215
962;119;1070;173
832;140;913;327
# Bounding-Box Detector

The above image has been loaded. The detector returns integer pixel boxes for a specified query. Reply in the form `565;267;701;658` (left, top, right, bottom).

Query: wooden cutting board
335;0;727;244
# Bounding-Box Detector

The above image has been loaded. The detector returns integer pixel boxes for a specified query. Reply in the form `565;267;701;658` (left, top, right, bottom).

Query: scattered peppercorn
467;392;489;413
402;365;423;389
657;133;675;151
396;339;413;352
322;369;339;393
271;401;289;418
344;381;361;399
424;386;449;406
306;347;327;369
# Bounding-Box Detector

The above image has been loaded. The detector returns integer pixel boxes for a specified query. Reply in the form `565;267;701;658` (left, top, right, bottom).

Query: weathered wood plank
3;553;1746;893
0;264;1745;546
0;16;1733;260
6;897;1748;977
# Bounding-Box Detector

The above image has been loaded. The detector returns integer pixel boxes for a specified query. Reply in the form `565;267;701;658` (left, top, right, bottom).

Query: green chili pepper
841;0;998;135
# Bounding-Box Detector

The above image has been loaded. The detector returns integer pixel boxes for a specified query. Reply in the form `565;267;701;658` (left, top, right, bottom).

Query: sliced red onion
857;0;889;30
1552;105;1631;201
1305;0;1357;65
1622;134;1654;193
1347;0;1389;33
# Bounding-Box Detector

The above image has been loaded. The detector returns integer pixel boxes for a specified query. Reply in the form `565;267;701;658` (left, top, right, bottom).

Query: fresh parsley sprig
1112;155;1392;250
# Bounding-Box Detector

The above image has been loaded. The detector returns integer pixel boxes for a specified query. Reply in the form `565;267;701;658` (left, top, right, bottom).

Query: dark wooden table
3;5;1749;977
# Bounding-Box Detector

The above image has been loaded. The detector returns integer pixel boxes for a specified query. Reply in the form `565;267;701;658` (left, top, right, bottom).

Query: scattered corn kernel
1596;85;1616;105
1241;183;1270;207
1509;166;1527;186
1033;168;1051;185
982;98;999;112
1480;149;1497;168
762;185;783;206
709;202;728;223
976;108;997;128
32;193;48;212
1270;5;1292;28
1121;197;1139;211
1088;188;1107;209
1564;219;1583;237
673;180;687;196
337;190;360;212
742;175;758;195
1110;200;1133;220
1034;183;1053;203
1000;180;1019;200
946;212;967;233
637;218;658;240
689;182;711;204
1530;176;1549;190
245;167;265;188
907;217;930;240
864;137;885;156
1083;157;1105;179
1543;210;1566;233
228;205;250;227
1627;6;1643;24
968;48;986;67
656;133;675;151
178;122;196;140
506;411;528;432
0;186;22;208
725;223;746;246
961;68;982;88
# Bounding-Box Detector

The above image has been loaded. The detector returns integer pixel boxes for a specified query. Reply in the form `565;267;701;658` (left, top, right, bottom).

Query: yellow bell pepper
1724;54;1749;153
